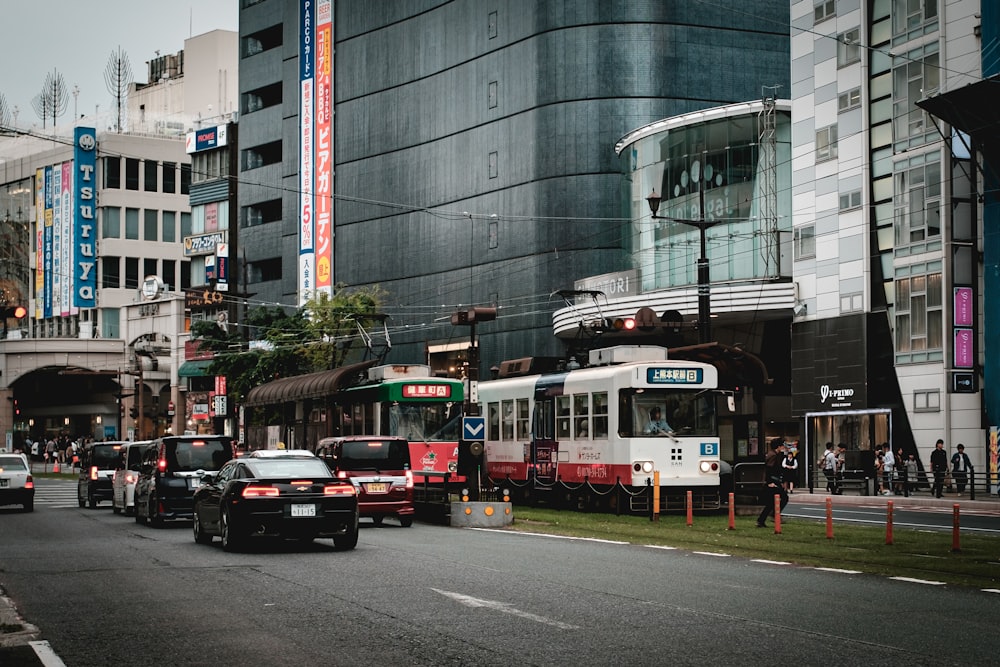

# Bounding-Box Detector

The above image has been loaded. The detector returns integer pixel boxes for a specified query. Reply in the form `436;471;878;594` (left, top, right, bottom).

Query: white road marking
890;576;946;586
814;567;861;574
693;551;731;557
431;588;579;630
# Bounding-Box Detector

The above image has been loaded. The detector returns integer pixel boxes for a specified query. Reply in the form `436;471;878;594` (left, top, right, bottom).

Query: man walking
950;443;973;495
930;439;948;498
819;442;837;493
757;439;789;528
881;443;895;496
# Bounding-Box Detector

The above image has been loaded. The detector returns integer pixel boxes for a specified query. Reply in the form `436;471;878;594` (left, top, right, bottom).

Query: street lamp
645;188;722;344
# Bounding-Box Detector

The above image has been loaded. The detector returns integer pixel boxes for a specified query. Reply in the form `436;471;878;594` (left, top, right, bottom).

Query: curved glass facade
618;103;792;292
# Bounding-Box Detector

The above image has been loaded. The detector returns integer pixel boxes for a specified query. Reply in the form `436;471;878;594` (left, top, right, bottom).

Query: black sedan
192;457;359;551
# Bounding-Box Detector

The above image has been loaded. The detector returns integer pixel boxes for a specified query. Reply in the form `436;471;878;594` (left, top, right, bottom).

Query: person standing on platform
950;443;973;495
930;439;948;498
757;440;788;528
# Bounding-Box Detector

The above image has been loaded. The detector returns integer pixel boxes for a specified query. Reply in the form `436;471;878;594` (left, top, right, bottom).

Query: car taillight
405;470;414;489
157;459;167;472
242;485;279;497
323;484;356;496
89;466;99;481
25;476;33;490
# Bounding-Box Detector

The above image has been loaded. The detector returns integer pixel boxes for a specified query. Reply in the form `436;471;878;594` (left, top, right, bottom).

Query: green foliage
188;285;385;402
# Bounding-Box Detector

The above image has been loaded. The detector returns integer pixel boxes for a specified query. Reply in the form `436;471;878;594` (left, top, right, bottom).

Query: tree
300;284;387;369
31;70;69;129
0;93;10;129
104;46;133;133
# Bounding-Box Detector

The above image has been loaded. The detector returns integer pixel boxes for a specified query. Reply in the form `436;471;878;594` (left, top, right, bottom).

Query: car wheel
333;513;359;550
135;502;146;524
399;516;413;528
371;515;384;526
221;508;242;552
23;501;33;513
149;497;163;527
193;506;213;545
78;491;85;509
88;492;97;509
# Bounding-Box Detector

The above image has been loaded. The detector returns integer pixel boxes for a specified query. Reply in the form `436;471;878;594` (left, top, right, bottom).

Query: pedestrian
835;443;847;494
881;442;895;496
930;439;948;498
894;447;906;494
950;443;973;495
781;449;798;493
875;449;885;494
904;453;919;495
818;442;837;493
757;439;789;528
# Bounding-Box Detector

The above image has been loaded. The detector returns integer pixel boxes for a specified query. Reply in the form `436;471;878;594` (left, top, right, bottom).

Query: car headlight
633;460;654;474
699;461;720;473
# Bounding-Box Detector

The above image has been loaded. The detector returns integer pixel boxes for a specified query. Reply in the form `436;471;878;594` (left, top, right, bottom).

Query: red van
319;436;414;527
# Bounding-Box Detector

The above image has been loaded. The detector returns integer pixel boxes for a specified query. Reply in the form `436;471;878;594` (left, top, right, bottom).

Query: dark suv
134;435;234;526
78;441;127;509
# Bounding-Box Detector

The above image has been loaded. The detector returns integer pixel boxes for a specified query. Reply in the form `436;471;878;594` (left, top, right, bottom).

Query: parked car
192;456;359;552
134;435;234;526
77;441;128;509
0;452;34;512
319;436;414;527
111;441;153;515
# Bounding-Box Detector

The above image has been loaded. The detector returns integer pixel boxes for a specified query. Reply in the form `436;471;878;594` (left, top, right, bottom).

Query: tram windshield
621;389;716;437
385;402;461;441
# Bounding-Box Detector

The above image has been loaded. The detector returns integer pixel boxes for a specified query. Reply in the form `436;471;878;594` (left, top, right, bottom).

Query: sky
0;0;238;129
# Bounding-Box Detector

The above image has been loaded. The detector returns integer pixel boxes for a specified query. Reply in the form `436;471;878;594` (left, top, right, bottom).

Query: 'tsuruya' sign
73;127;97;308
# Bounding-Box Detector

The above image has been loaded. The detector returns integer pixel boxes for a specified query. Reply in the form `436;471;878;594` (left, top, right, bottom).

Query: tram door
531;375;566;487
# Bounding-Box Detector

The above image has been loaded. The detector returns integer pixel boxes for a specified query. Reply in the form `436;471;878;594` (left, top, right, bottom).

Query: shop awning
178;359;214;377
917;76;1000;153
243;359;377;407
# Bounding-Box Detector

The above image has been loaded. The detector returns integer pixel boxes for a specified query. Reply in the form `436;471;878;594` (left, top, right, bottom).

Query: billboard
73;127;97;309
298;0;315;304
314;0;333;296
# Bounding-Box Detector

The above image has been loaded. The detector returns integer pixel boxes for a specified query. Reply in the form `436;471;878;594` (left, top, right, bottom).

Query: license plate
188;478;201;490
291;504;316;517
365;482;388;494
0;479;8;488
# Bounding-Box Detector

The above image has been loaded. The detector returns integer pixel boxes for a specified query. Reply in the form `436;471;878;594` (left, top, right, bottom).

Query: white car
112;441;153;515
0;452;34;512
245;449;317;458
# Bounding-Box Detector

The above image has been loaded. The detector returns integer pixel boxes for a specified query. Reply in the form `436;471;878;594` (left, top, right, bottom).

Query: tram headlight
699;461;720;473
633;460;654;474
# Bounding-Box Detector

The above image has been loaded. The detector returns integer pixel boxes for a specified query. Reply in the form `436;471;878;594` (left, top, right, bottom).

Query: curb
0;589;39;648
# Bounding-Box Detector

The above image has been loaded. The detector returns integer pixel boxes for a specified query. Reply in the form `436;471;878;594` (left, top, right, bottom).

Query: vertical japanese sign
298;0;315;305
43;165;52;318
61;162;74;315
314;0;333;296
34;169;44;319
73;127;97;309
51;164;62;317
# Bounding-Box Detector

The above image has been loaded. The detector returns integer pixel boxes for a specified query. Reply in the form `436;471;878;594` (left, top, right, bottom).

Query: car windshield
245;459;332;479
0;456;27;471
166;440;231;472
90;445;123;468
336;439;410;470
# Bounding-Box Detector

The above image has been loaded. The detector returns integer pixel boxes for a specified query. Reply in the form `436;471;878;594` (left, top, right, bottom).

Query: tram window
488;402;500;440
556;396;571;439
575;417;589;439
515;398;530;439
593;392;608;438
501;399;515;440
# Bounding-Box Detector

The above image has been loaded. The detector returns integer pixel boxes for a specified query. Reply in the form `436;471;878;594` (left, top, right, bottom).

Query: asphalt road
1;480;998;666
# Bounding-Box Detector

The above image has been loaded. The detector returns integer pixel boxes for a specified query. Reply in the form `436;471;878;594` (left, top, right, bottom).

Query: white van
112;441;153;515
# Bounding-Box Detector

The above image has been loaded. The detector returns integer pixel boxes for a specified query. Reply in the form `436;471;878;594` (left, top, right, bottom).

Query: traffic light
129;407;138;419
13;399;19;416
451;307;498;326
0;305;26;319
609;316;636;331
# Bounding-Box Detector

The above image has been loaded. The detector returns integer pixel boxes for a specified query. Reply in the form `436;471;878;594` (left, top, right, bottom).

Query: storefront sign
954;328;973;368
819;384;855;408
954;287;973;326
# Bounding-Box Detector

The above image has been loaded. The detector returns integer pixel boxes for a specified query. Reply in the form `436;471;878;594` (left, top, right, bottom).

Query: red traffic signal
610;317;636;331
1;305;26;319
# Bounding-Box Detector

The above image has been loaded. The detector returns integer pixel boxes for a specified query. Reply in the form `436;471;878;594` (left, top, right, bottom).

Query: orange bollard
885;500;894;545
952;504;961;552
773;493;782;534
686;490;693;526
727;492;735;530
825;496;834;539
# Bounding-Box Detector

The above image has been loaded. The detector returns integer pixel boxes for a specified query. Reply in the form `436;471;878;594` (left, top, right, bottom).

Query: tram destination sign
647;367;703;384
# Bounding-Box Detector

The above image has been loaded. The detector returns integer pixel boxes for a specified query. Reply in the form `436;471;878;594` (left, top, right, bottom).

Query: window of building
181;212;192;237
144;258;157;278
488;81;497;109
840;293;864;313
243;199;281;227
839;190;862;210
893;157;941;245
162;211;176;243
913;389;940;412
100;308;120;339
125;158;140;190
162;259;175;290
103;157;121;189
814;0;835;23
838;87;861;112
162;162;176;193
894;272;942;355
180;163;191;195
125;208;139;240
816;125;838;162
892;48;939;145
892;0;937;38
144;209;158;241
101;256;120;289
102;207;120;238
144;160;158;192
794;225;816;260
837;28;861;67
125;257;139;290
249;257;282;282
242;24;282;58
192;149;230;184
242;82;282;114
180;260;191;290
242;141;282;170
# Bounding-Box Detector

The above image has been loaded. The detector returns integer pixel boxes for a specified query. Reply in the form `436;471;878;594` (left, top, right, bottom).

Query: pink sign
954;328;973;368
954;287;973;326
